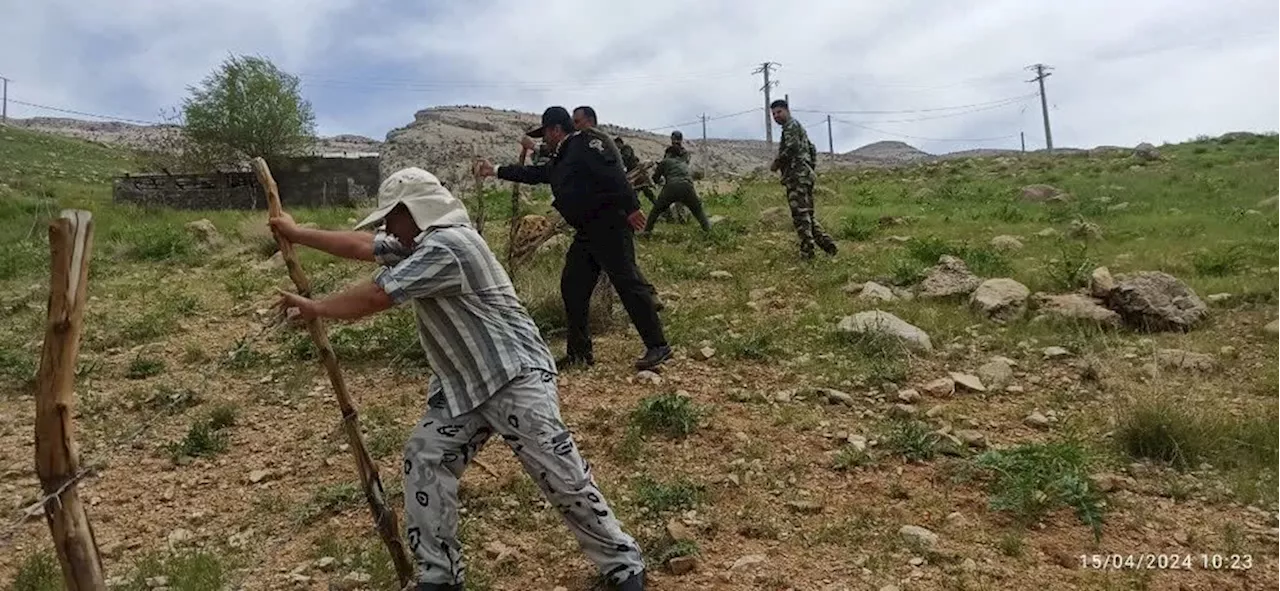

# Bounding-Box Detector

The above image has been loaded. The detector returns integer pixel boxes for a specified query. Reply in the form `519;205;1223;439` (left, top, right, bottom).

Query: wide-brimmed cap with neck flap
353;167;471;231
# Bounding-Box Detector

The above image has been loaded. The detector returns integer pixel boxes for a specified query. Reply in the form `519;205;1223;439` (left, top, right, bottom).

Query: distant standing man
769;99;837;259
643;151;712;235
475;106;672;371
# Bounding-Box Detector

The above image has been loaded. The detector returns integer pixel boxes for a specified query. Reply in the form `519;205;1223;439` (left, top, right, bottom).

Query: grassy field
1;124;1277;591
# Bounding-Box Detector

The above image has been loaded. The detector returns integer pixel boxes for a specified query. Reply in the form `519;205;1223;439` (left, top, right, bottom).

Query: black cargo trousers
562;214;666;358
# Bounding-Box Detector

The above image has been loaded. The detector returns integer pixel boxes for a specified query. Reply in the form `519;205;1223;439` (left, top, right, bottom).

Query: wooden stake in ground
250;158;415;587
505;146;531;274
471;143;487;236
34;209;105;591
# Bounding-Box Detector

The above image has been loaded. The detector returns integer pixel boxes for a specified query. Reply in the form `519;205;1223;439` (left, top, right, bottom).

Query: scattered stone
908;556;925;566
846;434;868;452
890;404;919;419
145;576;169;589
837;310;933;352
730;554;767;571
818;388;854;406
1035;228;1061;238
990;235;1024;251
668;555;698;575
694;346;716;361
749;287;777;300
1133;142;1161;161
785;500;824;514
1205;293;1232;304
922;377;955;397
1042;346;1072;359
1257;195;1279;209
841;282;865;294
666;519;696;543
248;469;272;484
961;558;978;572
899;525;939;550
1019;184;1063;203
707;214;728;226
344;572;372;584
709;270;733;279
1154;349;1216;372
1088;267;1117;298
484;540;517;561
1034;293;1122;327
919;255;981;299
969;278;1030;323
1267;319;1279;335
977;358;1014;389
887;235;912;243
167;528;193;548
636;371;662;385
858;281;896;302
1024;412;1051;429
184;219;221;246
1068;219;1102;239
1107;271;1209;331
949;372;986;393
316;557;337;571
1106;202;1130;212
896;389;921;403
955;429;987;449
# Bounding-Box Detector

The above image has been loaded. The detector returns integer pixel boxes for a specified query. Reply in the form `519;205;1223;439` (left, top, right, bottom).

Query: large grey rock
898;525;939;549
919;255;981;299
837;311;933;352
1107;271;1208;331
990;235;1024;251
977;358;1014;389
1134;142;1161;161
1020;184;1063;203
858;281;896;302
1154;349;1216;373
970;278;1030;322
1089;267;1117;298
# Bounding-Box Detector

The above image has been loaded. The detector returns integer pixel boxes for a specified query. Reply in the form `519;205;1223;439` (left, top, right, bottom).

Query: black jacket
496;129;642;229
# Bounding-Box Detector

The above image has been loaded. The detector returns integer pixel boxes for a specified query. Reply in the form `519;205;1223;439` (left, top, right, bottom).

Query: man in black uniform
474;106;672;371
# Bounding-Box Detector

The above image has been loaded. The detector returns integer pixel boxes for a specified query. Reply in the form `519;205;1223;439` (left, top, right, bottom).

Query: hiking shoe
821;242;839;256
556;353;595;370
634;345;672;371
611;570;646;591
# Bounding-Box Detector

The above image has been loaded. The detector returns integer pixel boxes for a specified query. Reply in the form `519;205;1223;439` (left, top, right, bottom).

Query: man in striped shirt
272;167;647;591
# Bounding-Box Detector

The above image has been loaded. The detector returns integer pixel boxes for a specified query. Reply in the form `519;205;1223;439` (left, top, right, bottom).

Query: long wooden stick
505;146;531;274
250;158;415;587
34;209;105;591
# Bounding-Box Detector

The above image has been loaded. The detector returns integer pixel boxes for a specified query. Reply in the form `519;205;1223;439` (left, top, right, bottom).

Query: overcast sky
2;0;1277;154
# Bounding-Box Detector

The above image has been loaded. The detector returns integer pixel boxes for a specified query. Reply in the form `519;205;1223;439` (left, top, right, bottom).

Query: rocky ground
1;126;1277;591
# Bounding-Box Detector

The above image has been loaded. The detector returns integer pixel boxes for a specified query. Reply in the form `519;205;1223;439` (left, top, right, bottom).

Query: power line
797;95;1033;124
792;93;1038;116
299;69;746;92
6;98;163;126
832;117;1018;143
643;107;758;133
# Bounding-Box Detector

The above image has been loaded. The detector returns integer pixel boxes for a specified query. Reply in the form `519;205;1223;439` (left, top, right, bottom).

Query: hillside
2;126;1278;591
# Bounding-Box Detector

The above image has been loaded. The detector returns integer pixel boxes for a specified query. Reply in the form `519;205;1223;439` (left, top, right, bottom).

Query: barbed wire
5;99;163;126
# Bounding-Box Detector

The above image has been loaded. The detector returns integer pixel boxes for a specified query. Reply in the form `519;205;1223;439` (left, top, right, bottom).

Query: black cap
671;130;683;140
527;106;573;138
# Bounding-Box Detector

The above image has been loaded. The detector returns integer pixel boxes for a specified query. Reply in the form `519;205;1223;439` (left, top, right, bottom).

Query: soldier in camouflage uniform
615;137;659;207
642;152;711;235
769;99;837;259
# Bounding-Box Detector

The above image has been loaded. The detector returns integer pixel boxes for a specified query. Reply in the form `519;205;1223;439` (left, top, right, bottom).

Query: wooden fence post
250;158;416;587
34;209;106;591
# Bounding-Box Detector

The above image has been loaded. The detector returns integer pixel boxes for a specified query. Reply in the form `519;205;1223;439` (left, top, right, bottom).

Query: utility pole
827;115;834;155
1;76;9;123
1020;131;1026;153
701;113;707;145
753;61;781;146
1025;64;1054;152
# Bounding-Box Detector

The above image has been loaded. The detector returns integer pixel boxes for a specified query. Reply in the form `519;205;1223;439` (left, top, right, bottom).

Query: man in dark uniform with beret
474;106;672;372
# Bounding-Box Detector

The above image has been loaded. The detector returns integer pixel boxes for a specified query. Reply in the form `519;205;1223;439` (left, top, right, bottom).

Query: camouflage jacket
775;118;817;180
652;155;694;186
666;144;691;164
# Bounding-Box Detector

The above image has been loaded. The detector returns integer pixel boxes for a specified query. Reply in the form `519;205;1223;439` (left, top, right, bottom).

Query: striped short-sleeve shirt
372;225;555;417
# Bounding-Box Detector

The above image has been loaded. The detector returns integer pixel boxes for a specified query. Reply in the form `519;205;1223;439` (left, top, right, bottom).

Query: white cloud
2;0;1276;153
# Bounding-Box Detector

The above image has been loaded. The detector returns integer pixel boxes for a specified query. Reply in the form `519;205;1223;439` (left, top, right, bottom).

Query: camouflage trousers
784;177;837;257
403;369;645;586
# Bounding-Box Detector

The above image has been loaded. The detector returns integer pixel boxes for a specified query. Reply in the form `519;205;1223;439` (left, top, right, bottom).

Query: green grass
630;392;704;438
163;405;238;461
119;550;233;591
9;551;61;591
974;439;1106;540
631;475;705;514
125;355;166;379
881;419;941;462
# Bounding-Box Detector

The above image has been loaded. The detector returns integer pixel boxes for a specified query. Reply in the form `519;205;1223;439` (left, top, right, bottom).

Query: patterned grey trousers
403;369;645;586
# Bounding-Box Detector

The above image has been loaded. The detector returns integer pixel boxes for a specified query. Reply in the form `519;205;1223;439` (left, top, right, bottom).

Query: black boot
821;241;839;256
557;352;595;370
612;570;646;591
417;583;463;591
634;345;672;371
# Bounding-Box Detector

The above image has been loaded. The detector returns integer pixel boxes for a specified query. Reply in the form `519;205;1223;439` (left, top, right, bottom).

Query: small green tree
180;54;316;167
